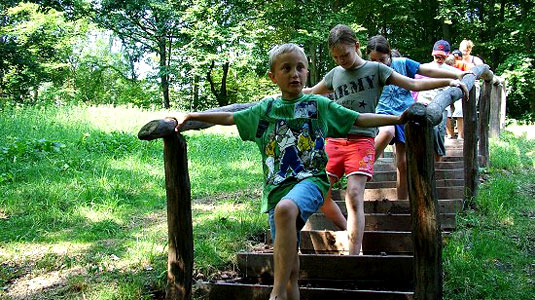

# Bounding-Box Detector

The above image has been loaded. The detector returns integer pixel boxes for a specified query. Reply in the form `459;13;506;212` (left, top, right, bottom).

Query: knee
274;200;299;223
345;186;364;210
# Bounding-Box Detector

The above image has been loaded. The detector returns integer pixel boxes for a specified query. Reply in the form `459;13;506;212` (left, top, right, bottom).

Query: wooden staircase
207;139;465;299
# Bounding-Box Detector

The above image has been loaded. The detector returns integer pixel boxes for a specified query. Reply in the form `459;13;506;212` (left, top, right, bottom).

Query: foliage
0;2;88;101
443;129;535;299
497;54;535;123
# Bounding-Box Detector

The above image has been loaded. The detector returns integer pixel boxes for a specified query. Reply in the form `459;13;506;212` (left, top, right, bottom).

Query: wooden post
405;116;443;300
489;80;503;138
164;133;193;300
138;119;193;300
462;87;479;209
479;80;492;167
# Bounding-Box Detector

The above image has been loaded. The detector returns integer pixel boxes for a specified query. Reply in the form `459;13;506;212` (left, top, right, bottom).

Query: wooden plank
209;282;414;300
330;186;464;201
371;169;464;182
303;213;456;231
300;231;412;254
237;253;414;285
374;161;464;172
366;179;463;189
335;199;462;214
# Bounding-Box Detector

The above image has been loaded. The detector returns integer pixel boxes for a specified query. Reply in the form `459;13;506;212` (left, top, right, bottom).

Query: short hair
268;43;308;71
366;35;391;56
328;24;359;49
391;49;401;57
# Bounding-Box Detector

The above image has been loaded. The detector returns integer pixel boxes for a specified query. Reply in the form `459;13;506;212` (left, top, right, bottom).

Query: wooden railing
405;64;506;299
137;65;507;300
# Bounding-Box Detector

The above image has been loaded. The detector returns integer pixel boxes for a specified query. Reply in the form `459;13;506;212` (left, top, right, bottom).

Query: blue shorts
390;124;406;145
268;181;324;244
377;112;406;145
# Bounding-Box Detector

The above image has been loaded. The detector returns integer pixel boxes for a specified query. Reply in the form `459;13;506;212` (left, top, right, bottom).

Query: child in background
304;25;467;256
414;40;468;161
172;43;407;300
368;37;469;199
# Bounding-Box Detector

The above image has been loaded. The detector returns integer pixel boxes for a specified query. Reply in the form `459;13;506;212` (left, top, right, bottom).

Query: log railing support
479;80;492;167
463;86;479;209
406;64;496;299
138;119;193;300
405;111;443;299
136;101;259;299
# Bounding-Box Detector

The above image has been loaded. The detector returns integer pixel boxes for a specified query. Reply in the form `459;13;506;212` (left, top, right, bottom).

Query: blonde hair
460;40;474;51
268;43;308;71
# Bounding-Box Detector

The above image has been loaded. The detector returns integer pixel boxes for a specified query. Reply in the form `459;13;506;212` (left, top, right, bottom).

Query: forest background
1;0;534;121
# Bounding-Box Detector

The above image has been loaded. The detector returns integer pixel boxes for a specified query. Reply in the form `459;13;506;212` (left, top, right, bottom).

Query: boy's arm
387;71;469;101
172;112;234;132
354;111;408;128
303;80;332;95
418;64;472;81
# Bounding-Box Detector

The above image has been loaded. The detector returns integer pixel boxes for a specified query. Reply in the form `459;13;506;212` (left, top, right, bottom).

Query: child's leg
286;252;300;300
374;125;395;161
394;142;408;200
345;174;368;255
320;176;347;230
270;199;299;300
457;118;464;139
446;117;455;138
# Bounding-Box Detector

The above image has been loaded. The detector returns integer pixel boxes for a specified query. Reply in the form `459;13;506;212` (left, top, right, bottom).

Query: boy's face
268;51;308;100
330;42;360;69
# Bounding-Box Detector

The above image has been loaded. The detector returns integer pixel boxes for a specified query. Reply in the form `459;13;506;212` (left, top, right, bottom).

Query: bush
497;54;535;123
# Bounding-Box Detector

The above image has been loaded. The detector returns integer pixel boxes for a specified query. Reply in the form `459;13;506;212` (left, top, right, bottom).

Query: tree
93;0;188;108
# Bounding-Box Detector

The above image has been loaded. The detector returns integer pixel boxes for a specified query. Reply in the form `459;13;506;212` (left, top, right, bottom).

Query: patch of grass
443;126;535;300
0;104;266;299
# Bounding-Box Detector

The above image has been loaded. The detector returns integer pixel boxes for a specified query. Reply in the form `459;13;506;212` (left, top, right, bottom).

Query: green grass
0;104;266;299
443;130;535;300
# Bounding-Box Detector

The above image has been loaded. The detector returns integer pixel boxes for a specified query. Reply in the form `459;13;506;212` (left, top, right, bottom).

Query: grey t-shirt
324;61;393;137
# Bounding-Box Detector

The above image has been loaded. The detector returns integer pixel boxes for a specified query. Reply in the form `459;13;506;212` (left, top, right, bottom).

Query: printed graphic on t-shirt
332;75;376;102
263;101;327;185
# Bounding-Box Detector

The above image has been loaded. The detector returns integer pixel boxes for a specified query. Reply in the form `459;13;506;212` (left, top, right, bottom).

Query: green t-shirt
323;61;393;137
233;93;360;212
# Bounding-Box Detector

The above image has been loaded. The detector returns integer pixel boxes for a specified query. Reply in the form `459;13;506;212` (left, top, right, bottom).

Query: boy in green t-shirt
172;43;407;300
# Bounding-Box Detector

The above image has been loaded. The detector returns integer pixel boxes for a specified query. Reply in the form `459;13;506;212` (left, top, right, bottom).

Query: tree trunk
308;42;318;86
192;75;200;110
159;38;170;109
206;60;230;107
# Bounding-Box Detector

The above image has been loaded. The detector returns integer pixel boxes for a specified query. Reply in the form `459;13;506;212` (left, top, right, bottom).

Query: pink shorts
325;136;375;180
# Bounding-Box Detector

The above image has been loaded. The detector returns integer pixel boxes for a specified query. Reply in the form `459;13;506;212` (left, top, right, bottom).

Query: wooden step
236;252;414;290
299;230;450;255
373;161;464;171
208;282;414;300
300;231;412;255
336;199;462;214
331;186;464;201
303;213;456;231
366;179;464;189
371;169;464;182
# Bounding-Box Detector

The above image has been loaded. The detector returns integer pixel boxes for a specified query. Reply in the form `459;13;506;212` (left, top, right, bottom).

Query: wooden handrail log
138;102;258;140
410;64;494;126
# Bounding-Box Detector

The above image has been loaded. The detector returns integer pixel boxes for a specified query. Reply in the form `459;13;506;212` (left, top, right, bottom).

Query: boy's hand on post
167;113;189;132
449;79;469;102
398;109;409;124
